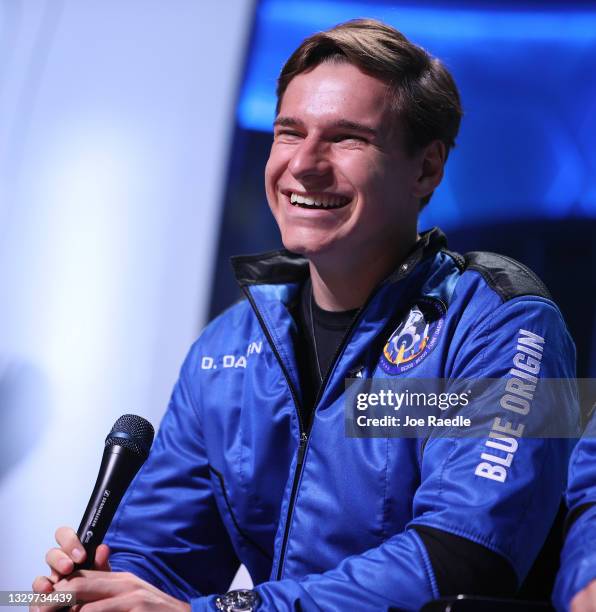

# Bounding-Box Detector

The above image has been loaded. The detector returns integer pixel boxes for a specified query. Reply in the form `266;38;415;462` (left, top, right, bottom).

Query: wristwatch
214;589;260;611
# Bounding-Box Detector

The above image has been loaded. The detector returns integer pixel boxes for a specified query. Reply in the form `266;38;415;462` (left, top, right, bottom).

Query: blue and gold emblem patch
379;298;445;375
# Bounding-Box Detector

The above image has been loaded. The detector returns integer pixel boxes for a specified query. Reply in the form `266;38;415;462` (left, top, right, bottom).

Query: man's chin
279;224;353;260
281;239;337;261
281;242;313;257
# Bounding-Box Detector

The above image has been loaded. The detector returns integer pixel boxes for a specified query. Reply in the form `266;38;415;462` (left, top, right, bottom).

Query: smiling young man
266;59;436;312
34;19;577;612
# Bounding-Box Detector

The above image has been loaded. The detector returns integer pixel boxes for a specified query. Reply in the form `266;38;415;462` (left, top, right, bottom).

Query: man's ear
412;140;446;200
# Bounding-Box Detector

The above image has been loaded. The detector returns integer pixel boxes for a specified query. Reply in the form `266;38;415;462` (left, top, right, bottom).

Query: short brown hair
276;18;463;207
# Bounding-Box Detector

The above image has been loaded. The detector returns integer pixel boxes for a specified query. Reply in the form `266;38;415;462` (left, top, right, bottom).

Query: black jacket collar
231;227;448;287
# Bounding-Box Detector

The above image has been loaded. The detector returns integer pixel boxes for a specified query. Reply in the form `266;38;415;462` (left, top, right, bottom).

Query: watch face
216;589;260;611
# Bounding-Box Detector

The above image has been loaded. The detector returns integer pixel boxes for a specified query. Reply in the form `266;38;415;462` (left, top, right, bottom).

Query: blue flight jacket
553;415;596;611
105;228;578;611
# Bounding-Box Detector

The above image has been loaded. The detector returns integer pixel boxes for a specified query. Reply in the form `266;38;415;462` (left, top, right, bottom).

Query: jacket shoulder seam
464;251;551;302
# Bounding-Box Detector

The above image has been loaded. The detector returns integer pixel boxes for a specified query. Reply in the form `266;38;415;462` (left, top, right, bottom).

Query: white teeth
288;192;347;209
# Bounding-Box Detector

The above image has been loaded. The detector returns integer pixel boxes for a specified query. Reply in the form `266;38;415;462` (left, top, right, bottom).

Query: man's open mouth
289;192;351;210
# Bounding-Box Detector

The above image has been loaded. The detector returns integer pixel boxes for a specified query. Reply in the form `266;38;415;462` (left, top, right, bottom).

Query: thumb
93;544;112;571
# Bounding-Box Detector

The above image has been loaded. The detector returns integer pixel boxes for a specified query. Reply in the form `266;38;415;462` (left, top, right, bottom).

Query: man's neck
308;235;419;311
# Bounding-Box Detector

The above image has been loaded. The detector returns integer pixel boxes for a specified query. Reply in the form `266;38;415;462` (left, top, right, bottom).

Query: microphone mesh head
105;414;155;458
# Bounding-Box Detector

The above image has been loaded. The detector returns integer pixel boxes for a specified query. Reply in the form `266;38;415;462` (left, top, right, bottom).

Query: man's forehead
276;63;393;131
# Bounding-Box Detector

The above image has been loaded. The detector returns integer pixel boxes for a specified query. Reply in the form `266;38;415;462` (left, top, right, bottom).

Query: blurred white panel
0;0;252;591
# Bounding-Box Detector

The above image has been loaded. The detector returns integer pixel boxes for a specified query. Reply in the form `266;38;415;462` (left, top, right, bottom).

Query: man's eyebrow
273;116;305;129
331;119;378;136
273;117;378;136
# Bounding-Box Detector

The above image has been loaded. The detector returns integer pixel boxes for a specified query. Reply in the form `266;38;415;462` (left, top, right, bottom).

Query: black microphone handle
74;444;145;569
56;441;147;610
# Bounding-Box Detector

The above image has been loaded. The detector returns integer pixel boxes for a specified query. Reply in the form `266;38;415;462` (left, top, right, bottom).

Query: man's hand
31;526;190;612
50;570;191;611
32;526;112;598
571;580;596;612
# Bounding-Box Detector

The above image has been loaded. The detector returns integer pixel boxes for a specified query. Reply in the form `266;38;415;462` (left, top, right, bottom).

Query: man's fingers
51;571;188;612
63;593;135;612
32;575;54;593
32;526;114;612
31;571;64;612
54;526;86;564
93;544;112;571
45;547;74;575
49;569;61;584
54;571;130;601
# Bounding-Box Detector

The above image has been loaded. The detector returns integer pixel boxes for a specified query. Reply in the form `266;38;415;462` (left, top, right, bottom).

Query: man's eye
276;130;302;139
333;134;366;143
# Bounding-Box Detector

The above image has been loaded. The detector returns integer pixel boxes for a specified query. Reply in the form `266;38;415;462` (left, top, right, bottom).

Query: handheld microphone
74;414;154;569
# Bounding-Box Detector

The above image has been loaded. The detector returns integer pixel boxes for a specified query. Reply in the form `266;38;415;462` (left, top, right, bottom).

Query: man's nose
288;137;332;182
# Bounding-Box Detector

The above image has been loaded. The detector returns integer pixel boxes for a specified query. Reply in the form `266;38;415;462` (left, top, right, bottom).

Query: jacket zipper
241;287;310;578
242;287;305;433
274;293;373;580
243;270;412;580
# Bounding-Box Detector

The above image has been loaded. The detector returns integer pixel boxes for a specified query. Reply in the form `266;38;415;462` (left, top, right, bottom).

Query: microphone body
55;415;154;610
75;444;146;569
